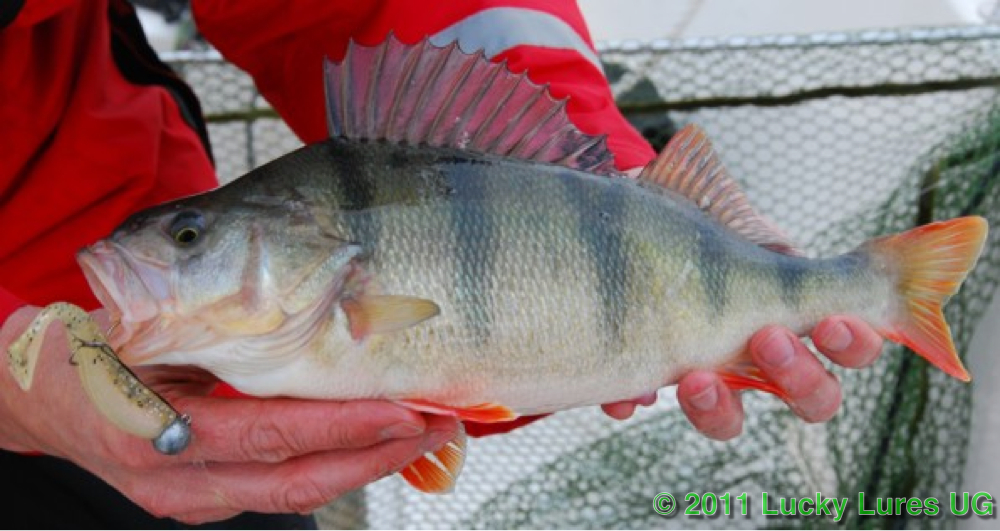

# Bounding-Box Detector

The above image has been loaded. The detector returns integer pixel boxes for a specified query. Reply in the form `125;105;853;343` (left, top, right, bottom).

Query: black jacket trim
0;0;26;29
107;0;215;166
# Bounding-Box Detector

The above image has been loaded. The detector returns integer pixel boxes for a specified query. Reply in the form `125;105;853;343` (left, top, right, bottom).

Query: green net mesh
165;24;1000;529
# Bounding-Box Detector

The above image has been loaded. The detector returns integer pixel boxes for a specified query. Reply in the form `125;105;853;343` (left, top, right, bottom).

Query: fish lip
77;242;129;324
76;241;169;352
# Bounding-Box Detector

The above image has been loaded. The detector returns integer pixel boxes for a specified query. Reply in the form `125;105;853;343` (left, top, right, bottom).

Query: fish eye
168;211;205;246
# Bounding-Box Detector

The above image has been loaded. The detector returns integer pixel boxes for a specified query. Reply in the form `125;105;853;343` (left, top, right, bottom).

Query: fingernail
759;329;795;368
380;422;424;440
819;322;852;353
688;383;719;411
423;429;456;452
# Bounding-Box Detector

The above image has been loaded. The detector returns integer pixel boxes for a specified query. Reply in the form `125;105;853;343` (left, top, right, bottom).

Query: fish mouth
77;241;170;354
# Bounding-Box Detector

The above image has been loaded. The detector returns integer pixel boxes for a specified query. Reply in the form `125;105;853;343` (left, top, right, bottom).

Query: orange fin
717;363;791;402
342;295;440;341
639;124;801;256
868;216;988;382
399;425;466;494
397;399;517;423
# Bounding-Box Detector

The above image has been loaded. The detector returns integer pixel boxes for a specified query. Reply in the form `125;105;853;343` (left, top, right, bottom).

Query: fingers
749;326;842;423
656;317;883;441
235;415;458;514
4;306;461;523
0;305;40;343
811;315;883;369
178;397;430;464
677;371;744;440
600;402;635;420
600;392;657;420
130;415;460;524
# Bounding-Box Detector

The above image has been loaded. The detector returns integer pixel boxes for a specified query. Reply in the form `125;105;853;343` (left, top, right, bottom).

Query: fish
73;36;988;493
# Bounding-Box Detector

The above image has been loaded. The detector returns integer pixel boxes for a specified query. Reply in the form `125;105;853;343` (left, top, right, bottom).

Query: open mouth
78;243;130;320
77;241;170;347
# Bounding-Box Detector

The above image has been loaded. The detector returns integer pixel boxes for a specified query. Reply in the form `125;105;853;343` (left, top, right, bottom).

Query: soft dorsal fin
639;124;801;255
324;34;618;175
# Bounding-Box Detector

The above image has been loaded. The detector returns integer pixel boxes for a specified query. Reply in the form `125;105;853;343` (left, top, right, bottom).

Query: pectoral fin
342;295;440;340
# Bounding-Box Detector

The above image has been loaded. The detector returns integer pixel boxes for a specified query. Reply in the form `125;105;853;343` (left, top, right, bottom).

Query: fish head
77;193;359;365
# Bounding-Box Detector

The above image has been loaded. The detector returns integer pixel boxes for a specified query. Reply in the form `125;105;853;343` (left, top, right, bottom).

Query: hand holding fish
0;306;458;523
601;316;884;437
672;316;883;439
606;171;886;438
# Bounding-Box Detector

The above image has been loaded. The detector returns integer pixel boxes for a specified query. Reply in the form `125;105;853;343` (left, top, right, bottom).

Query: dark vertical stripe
329;143;376;209
696;223;730;316
825;251;868;283
557;170;629;350
446;161;496;344
326;142;381;244
833;250;868;273
775;250;865;311
773;255;808;310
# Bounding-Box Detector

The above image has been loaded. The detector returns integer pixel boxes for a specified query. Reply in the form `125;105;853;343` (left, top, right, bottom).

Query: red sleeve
192;0;654;170
7;0;78;27
492;45;655;170
1;1;217;327
0;289;26;331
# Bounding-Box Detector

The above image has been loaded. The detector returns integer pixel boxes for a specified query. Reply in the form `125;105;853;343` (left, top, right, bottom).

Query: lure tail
870;216;988;381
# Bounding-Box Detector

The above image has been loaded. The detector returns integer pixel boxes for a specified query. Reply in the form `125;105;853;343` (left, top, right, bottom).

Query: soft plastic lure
7;302;190;455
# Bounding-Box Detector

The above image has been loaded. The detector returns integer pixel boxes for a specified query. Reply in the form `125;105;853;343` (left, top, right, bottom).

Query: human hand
600;316;882;439
606;165;885;436
0;306;458;524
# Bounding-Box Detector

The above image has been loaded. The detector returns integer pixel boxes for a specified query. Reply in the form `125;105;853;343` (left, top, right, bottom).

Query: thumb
0;305;42;351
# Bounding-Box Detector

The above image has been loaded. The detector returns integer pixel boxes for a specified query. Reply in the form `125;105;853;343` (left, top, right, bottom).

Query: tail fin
870;216;988;381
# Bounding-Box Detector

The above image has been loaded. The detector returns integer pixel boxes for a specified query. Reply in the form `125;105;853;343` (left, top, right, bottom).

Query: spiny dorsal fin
324;34;618;175
639;124;801;255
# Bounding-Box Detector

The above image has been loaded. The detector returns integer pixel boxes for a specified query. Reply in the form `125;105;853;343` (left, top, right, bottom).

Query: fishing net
165;25;1000;529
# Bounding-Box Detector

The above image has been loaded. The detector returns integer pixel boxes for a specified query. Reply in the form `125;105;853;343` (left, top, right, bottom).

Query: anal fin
399;425;467;494
398;399;517;423
717;362;790;402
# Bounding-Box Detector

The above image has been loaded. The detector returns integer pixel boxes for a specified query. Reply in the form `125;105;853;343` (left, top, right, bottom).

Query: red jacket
0;0;654;434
